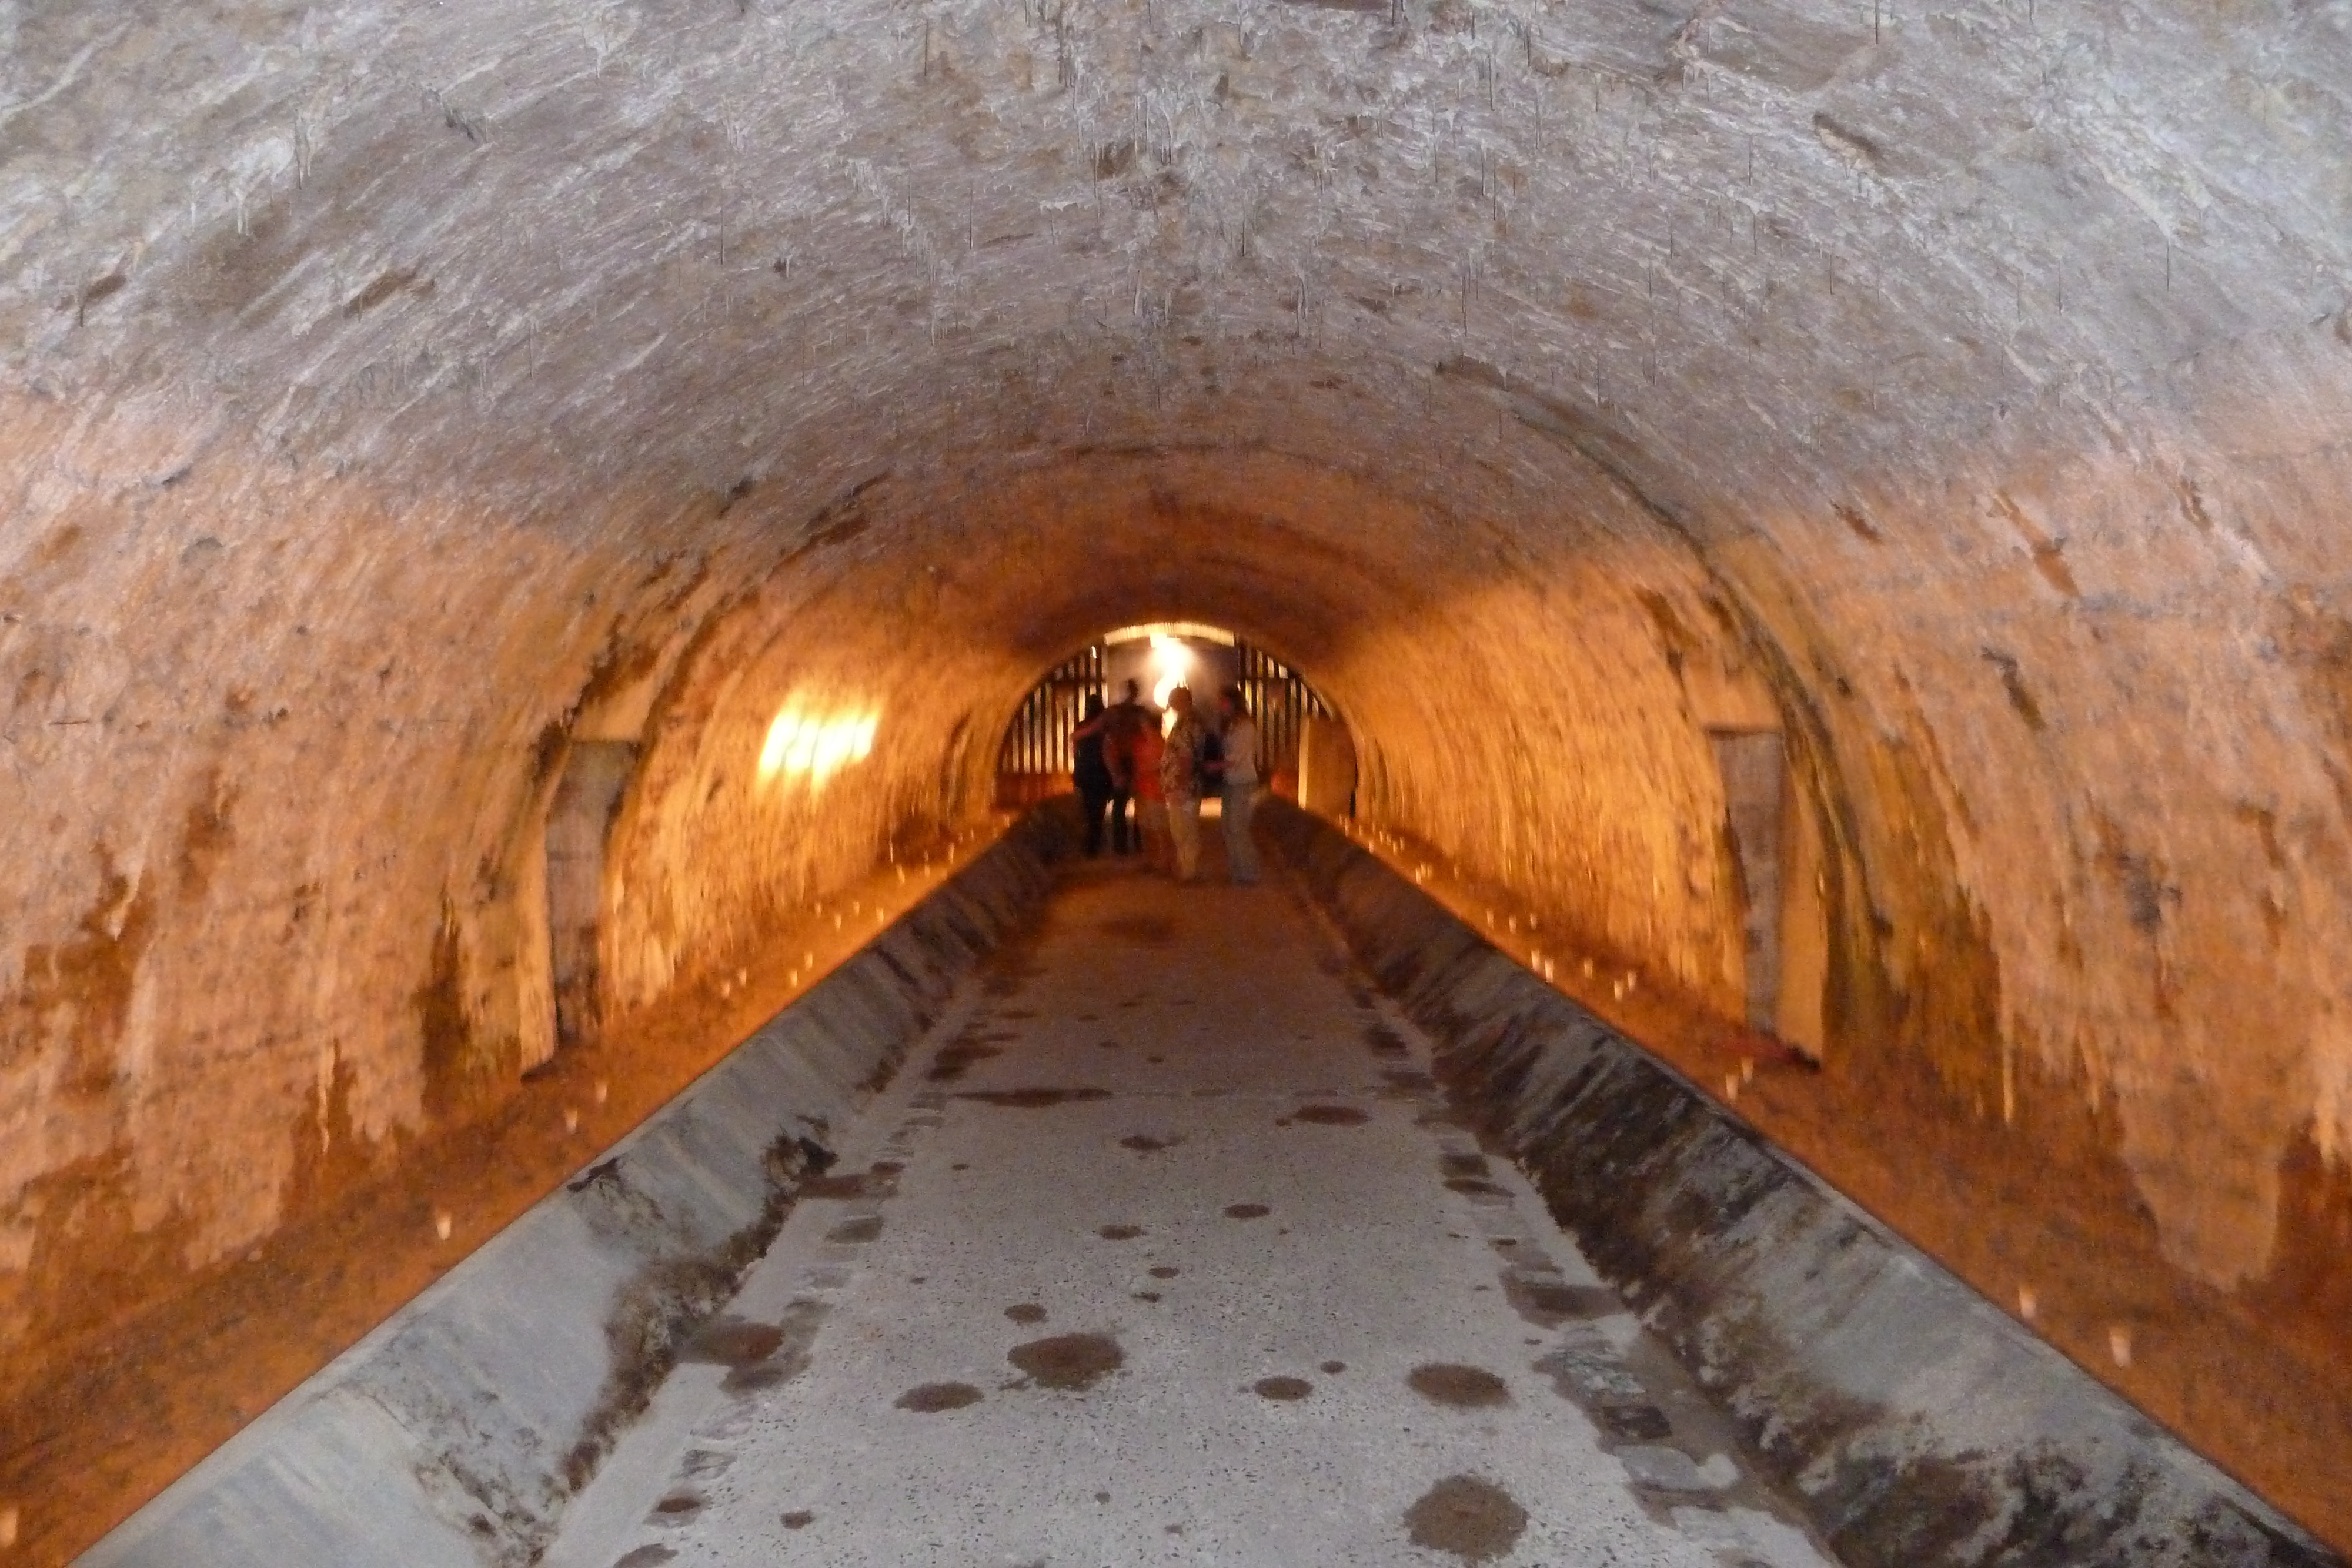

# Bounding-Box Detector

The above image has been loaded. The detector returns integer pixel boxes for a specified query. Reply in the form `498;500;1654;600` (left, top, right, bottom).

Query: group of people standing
1072;680;1261;885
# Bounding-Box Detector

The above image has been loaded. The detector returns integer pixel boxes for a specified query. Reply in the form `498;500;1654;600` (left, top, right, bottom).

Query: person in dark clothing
1102;679;1151;855
1072;694;1116;856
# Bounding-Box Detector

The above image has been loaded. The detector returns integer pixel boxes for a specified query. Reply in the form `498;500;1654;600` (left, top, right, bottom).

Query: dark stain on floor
1005;1302;1048;1325
1224;1203;1271;1219
677;1316;784;1367
653;1492;701;1516
718;1356;794;1395
1149;1265;1180;1278
1599;1403;1676;1440
1120;1134;1175;1152
954;1088;1115;1108
1445;1177;1511;1199
974;938;1044;996
1502;1273;1621;1326
1409;1363;1512;1407
1132;1290;1161;1302
713;1298;828;1394
1098;914;1178;946
797;1172;871;1199
1253;1375;1314;1400
895;1381;984;1412
1008;1332;1125;1391
780;1510;814;1529
825;1215;885;1245
1291;1104;1369;1126
614;1547;677;1567
1363;1021;1411;1057
1404;1473;1529;1563
1098;1223;1146;1240
1321;1359;1347;1373
927;1039;1005;1082
1442;1152;1491;1179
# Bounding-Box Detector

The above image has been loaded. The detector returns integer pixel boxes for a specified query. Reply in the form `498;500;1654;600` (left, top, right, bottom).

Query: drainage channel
88;804;2331;1568
543;856;1838;1568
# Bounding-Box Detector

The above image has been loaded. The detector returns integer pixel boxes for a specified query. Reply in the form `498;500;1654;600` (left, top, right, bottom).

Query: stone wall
6;0;2352;1554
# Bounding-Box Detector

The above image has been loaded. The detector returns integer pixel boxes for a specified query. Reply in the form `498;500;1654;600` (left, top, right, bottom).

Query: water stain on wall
414;901;495;1121
175;770;239;902
6;848;156;1092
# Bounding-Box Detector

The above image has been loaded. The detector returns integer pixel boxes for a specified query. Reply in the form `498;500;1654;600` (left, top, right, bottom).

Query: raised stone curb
1262;798;2338;1568
83;811;1065;1568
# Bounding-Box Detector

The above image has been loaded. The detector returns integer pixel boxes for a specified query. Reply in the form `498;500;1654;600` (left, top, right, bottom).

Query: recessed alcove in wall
546;741;639;1049
1706;726;1828;1061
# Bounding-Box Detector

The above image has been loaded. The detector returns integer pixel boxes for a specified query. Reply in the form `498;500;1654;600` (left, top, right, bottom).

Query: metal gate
995;646;1108;806
995;636;1331;807
1232;641;1330;783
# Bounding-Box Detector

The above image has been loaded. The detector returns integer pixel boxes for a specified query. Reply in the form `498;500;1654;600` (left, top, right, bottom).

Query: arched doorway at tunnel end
992;620;1819;1063
994;623;1352;815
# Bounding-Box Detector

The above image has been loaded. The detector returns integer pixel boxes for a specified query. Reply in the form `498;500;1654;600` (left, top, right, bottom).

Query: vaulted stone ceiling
12;1;2348;502
6;0;2352;1554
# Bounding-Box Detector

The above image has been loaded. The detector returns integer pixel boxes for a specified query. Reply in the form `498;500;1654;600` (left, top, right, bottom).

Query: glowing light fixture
1147;633;1192;709
759;699;879;791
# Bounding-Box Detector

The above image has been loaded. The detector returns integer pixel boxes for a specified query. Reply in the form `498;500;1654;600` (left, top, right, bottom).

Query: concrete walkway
546;854;1842;1568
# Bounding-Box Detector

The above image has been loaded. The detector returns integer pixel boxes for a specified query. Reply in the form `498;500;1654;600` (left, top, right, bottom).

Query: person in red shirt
1130;704;1169;873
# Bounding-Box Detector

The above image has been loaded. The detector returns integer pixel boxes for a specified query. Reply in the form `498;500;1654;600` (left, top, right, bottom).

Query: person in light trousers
1215;685;1262;886
1160;687;1210;883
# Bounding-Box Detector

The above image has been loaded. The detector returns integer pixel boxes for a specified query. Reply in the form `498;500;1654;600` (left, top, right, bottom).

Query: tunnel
5;1;2352;1563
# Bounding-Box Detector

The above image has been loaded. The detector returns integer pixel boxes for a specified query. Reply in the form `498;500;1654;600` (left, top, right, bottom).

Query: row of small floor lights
1338;820;2120;1367
1340;818;1644;998
416;830;989;1256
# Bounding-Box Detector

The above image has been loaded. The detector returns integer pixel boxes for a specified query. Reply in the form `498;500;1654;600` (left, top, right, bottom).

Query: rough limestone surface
3;0;2351;1553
